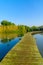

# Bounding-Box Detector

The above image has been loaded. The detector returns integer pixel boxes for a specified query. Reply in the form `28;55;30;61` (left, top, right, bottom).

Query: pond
33;33;43;58
0;33;21;61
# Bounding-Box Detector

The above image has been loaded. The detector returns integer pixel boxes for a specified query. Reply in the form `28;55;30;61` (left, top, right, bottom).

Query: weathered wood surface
0;33;43;65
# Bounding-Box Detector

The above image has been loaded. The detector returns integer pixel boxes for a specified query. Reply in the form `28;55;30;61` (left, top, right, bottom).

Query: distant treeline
0;20;43;36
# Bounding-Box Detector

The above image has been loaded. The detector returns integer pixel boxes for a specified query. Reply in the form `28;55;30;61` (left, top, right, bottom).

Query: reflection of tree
0;33;17;43
1;38;15;43
1;38;11;43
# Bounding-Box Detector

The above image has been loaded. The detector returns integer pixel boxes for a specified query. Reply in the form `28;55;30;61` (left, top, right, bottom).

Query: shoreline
31;31;43;35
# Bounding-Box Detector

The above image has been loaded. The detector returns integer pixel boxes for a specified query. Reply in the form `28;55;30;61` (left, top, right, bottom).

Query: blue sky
0;0;43;26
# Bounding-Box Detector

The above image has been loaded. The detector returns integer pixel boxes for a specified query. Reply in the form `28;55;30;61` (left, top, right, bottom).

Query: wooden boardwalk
0;33;43;65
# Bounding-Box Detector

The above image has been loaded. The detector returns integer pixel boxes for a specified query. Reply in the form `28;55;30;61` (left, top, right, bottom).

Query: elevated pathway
0;33;43;65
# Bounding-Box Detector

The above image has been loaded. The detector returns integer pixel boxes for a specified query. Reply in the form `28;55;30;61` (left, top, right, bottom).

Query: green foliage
1;20;15;26
25;26;31;32
38;26;43;31
18;25;26;36
31;26;39;31
1;20;43;35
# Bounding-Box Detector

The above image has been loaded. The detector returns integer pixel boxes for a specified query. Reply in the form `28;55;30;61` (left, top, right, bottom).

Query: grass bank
0;32;43;65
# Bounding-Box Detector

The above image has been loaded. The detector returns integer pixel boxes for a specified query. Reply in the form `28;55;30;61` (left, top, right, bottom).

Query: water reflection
33;33;43;58
40;33;43;35
1;38;12;43
0;33;21;61
0;33;18;43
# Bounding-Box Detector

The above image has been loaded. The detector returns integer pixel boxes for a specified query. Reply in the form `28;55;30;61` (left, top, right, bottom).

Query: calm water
0;33;21;61
33;33;43;57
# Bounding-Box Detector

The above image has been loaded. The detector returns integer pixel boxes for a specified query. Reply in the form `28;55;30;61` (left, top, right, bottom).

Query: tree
25;26;31;32
1;20;8;25
1;20;16;33
31;26;38;31
1;20;15;25
38;26;43;31
18;25;26;36
1;20;11;25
